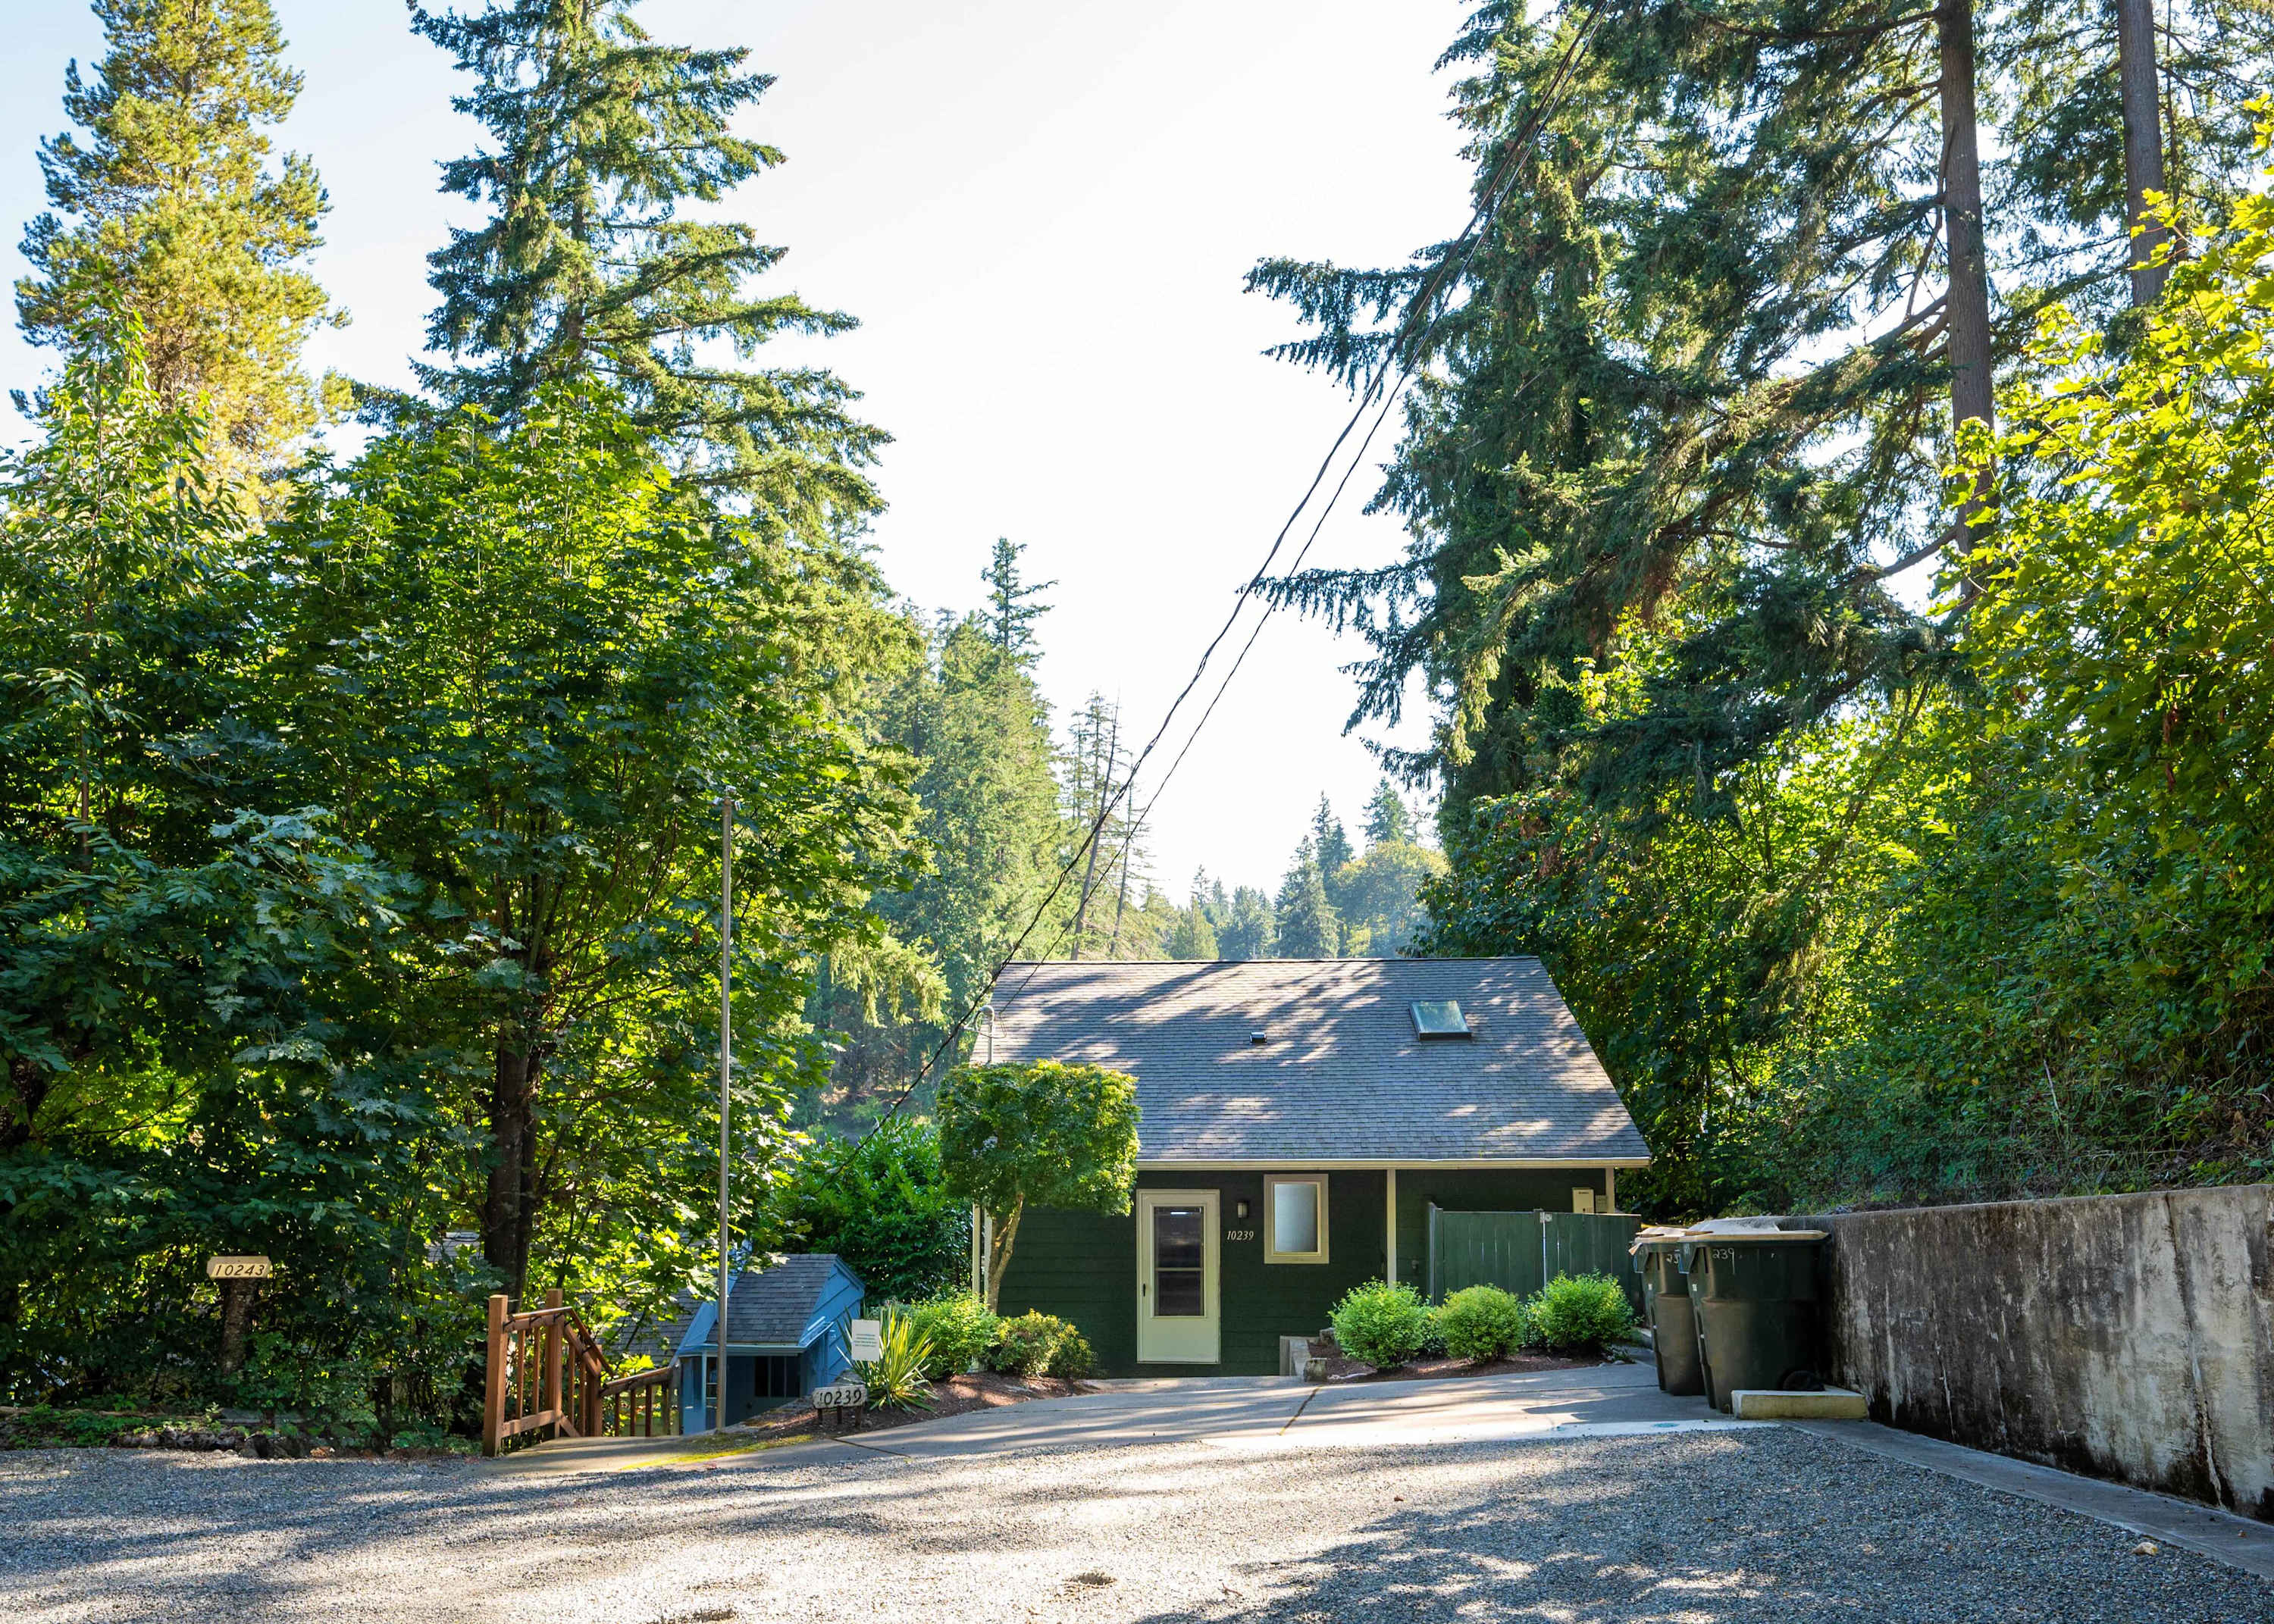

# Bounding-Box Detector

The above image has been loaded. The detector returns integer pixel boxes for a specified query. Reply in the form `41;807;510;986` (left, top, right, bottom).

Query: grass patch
601;1432;820;1470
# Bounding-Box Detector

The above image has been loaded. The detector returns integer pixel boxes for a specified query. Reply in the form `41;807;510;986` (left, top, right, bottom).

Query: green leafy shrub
1330;1281;1430;1369
771;1121;972;1303
854;1310;935;1412
1433;1285;1530;1363
1528;1273;1637;1353
904;1292;1000;1381
985;1311;1091;1378
1048;1325;1095;1378
1416;1310;1448;1358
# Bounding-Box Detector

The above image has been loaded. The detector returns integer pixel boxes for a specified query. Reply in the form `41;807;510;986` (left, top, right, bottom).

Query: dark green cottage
983;957;1649;1376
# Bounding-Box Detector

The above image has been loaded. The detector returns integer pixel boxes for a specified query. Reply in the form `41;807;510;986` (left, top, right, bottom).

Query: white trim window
1264;1175;1330;1264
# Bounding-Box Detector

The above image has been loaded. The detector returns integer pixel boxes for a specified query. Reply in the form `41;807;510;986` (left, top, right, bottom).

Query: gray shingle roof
988;958;1649;1165
724;1254;852;1347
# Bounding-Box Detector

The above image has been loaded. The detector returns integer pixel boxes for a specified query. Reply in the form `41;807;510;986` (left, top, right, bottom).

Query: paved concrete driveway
3;1366;2269;1623
509;1360;1732;1476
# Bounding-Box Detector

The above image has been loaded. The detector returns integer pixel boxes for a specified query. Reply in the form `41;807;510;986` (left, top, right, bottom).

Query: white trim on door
1135;1188;1220;1364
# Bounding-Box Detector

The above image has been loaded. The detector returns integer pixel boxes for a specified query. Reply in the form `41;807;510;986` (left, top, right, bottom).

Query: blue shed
675;1253;866;1431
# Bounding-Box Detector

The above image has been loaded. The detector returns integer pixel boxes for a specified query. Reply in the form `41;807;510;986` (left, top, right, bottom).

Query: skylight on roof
1410;1000;1470;1039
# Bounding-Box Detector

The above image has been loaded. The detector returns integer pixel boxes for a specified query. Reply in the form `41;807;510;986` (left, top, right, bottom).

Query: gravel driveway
2;1426;2266;1622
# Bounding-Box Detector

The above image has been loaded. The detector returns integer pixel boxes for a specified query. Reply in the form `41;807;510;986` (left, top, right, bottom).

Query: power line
872;8;1606;1121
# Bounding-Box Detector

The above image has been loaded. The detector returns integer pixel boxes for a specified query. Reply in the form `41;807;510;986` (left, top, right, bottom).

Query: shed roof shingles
723;1253;850;1347
989;958;1648;1165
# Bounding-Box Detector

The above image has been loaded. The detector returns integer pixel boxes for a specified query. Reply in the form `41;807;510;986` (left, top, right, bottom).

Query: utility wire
873;9;1605;1123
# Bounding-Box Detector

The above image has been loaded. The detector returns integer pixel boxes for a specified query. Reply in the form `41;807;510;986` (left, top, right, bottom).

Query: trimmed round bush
1329;1280;1430;1369
985;1310;1090;1377
1529;1272;1637;1353
904;1292;1000;1381
1433;1284;1530;1363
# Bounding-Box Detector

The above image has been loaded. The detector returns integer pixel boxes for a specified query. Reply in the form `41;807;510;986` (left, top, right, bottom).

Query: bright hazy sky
0;0;1477;898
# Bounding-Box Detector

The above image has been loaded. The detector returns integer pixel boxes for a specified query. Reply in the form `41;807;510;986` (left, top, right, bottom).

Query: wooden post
541;1288;563;1437
483;1294;508;1457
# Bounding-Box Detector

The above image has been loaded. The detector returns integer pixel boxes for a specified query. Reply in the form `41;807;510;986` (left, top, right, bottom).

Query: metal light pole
715;794;734;1432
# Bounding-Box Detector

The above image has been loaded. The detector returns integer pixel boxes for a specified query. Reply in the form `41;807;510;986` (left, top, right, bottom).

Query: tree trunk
483;1045;539;1300
982;1200;1024;1312
1938;0;1996;555
4;1058;48;1150
2116;0;2168;305
218;1281;256;1376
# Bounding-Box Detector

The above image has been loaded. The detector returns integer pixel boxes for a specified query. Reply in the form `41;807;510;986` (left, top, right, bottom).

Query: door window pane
1154;1205;1204;1316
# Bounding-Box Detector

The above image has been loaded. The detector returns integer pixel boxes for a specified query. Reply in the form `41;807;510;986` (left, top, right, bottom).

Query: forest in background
802;534;1448;1128
1254;0;2274;1214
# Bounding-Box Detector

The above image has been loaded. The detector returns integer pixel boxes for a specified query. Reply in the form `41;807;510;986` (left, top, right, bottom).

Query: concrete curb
1730;1387;1867;1420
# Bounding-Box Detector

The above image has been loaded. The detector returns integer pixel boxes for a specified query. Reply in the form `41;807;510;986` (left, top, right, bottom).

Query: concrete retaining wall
1787;1184;2274;1519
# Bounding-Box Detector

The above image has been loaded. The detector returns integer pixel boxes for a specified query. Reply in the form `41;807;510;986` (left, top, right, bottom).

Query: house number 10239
1225;1228;1256;1242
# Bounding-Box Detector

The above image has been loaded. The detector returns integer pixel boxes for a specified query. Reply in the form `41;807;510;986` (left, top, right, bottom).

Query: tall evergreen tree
982;538;1054;664
1311;795;1354;878
1167;871;1220;959
1364;778;1414;847
814;609;1064;1112
408;0;881;518
1251;0;2274;1198
1274;840;1341;958
16;0;337;472
1252;0;2274;815
1217;886;1276;961
1062;693;1143;959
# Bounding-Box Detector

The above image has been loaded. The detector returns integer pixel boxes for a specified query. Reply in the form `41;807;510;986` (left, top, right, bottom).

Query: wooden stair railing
483;1289;682;1456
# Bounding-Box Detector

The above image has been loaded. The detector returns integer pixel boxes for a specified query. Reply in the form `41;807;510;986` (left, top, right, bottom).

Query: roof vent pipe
1249;1031;1269;1045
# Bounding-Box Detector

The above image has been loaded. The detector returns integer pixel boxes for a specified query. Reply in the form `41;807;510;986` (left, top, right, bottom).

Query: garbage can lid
1629;1225;1694;1254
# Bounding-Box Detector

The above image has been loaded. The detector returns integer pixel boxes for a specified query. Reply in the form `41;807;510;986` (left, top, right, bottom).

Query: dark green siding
998;1165;1621;1376
998;1170;1384;1376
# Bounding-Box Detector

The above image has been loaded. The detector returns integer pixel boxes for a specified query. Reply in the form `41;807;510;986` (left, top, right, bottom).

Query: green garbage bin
1631;1237;1702;1397
1679;1230;1828;1413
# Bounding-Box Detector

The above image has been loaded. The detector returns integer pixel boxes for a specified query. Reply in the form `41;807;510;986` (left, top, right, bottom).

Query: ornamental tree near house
937;1059;1139;1311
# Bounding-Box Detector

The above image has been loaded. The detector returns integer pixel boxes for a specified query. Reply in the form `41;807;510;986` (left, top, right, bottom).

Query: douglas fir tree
409;0;881;523
16;0;339;474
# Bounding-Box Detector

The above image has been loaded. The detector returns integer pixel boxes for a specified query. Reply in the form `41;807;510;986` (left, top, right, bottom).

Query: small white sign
813;1381;868;1410
848;1318;882;1361
206;1256;272;1280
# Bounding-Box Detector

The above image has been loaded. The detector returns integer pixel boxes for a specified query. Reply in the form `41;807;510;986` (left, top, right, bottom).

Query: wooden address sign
206;1256;273;1280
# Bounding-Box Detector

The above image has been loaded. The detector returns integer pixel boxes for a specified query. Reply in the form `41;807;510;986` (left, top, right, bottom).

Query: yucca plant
855;1311;936;1412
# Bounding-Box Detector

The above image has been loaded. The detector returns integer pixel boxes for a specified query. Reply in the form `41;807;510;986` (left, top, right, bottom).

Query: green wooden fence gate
1424;1206;1645;1312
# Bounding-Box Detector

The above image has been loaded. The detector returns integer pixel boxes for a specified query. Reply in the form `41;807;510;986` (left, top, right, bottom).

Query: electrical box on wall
1572;1187;1596;1214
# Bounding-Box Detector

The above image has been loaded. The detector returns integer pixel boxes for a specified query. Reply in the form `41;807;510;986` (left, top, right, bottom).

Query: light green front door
1136;1189;1219;1363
